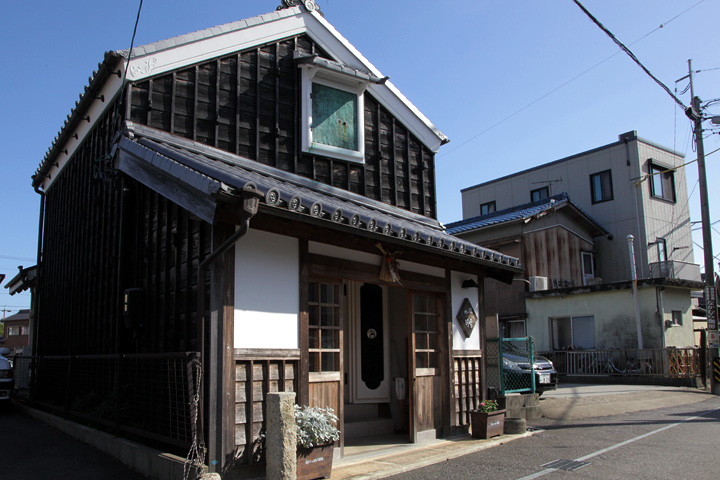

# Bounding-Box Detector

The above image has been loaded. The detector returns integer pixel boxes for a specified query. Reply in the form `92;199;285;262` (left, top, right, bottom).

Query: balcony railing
648;261;701;282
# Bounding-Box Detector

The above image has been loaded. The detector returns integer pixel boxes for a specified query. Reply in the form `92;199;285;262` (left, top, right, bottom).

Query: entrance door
409;292;444;442
348;282;390;403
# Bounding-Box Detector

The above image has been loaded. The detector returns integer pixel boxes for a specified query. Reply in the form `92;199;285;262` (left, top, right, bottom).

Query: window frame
671;310;683;326
300;65;367;163
530;186;549;202
412;293;441;373
550;315;595;350
590;169;613;204
649;161;676;203
308;281;343;374
480;201;496;216
656;238;667;263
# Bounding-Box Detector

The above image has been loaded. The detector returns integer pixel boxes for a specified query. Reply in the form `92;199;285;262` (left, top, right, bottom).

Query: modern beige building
461;131;699;285
449;132;703;352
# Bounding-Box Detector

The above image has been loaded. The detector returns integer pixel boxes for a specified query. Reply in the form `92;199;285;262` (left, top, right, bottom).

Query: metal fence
546;348;701;378
13;352;199;453
487;337;537;396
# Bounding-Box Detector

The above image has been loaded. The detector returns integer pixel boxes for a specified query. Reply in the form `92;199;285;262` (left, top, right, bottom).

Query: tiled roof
116;123;521;276
445;193;607;235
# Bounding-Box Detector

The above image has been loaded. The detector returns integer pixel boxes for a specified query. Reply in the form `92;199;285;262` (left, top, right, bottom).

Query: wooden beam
309;253;445;292
299;239;310;406
478;277;487;401
443;269;453;436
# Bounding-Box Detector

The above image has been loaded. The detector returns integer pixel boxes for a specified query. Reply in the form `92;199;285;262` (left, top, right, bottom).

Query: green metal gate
487;337;537;395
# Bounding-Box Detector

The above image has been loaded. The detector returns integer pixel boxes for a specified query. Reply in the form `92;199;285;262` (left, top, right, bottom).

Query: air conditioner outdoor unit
529;276;548;291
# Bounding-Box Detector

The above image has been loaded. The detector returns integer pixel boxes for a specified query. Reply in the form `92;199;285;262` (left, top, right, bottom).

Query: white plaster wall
234;229;299;349
450;271;480;351
660;288;696;348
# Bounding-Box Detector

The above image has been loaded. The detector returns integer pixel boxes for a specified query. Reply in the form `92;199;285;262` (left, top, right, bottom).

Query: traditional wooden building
29;3;520;476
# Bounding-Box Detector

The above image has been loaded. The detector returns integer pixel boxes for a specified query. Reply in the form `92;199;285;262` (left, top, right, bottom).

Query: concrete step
344;417;394;438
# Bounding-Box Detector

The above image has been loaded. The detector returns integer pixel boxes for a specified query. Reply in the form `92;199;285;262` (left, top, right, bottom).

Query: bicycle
624;357;653;375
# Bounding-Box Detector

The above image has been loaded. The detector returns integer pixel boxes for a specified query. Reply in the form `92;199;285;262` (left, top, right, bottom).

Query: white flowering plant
295;405;340;448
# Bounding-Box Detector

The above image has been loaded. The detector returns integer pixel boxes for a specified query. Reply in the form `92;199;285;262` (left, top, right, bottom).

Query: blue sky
1;0;719;315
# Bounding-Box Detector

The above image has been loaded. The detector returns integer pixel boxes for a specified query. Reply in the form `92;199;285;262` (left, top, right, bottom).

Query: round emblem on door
366;328;377;340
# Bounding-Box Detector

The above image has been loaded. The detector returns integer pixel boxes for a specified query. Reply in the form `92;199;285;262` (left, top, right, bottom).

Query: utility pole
683;59;720;395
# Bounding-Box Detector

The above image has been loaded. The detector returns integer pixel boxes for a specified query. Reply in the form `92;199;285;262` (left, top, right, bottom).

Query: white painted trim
300;65;366;163
124;14;308;82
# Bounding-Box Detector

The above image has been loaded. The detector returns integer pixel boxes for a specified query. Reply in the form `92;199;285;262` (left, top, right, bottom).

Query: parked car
502;343;558;395
0;347;14;405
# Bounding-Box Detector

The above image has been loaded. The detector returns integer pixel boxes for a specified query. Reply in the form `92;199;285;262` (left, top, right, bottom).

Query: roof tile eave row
119;134;520;272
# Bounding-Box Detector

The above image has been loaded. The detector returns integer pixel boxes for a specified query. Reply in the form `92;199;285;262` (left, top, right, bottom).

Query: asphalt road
0;402;149;480
385;393;720;480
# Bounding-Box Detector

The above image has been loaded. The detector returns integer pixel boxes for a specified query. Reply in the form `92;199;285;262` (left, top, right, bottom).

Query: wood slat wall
453;355;482;427
38;101;123;356
234;357;299;466
524;227;593;287
38;94;211;356
121;185;211;353
128;34;437;219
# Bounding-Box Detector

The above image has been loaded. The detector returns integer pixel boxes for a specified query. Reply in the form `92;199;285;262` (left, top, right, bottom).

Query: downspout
626;137;645;279
32;184;45;356
197;189;263;474
657;287;666;349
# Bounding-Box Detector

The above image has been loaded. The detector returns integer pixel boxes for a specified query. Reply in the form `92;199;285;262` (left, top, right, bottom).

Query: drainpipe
627;235;644;349
198;188;263;474
31;185;45;357
657;287;666;349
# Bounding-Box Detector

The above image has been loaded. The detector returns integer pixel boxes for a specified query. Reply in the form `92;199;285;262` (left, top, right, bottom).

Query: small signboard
709;330;720;349
706;287;717;330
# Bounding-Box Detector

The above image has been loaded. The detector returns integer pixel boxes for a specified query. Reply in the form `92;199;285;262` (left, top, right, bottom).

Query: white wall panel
234;229;299;349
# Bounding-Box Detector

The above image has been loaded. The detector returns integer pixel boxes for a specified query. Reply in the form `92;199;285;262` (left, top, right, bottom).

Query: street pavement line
515;406;720;480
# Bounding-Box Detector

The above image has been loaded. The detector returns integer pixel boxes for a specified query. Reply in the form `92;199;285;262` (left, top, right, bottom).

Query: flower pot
297;444;334;480
470;409;506;439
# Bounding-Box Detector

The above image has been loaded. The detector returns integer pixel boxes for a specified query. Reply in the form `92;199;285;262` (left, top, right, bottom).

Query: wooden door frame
407;288;447;443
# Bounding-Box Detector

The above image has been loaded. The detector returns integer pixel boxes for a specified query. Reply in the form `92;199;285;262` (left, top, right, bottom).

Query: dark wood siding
37;97;211;356
128;34;437;219
38;101;124;356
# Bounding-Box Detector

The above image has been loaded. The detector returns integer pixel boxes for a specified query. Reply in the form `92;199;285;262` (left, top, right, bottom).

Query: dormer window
298;56;373;163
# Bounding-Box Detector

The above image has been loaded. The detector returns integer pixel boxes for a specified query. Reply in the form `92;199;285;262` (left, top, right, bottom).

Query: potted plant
295;405;340;480
470;400;507;439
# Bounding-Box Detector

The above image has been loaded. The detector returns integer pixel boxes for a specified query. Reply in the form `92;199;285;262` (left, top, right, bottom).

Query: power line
439;2;701;158
0;255;35;262
572;0;688;110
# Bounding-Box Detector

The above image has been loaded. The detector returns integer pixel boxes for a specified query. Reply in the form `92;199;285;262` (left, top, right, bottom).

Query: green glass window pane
309;352;319;373
312;83;358;151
